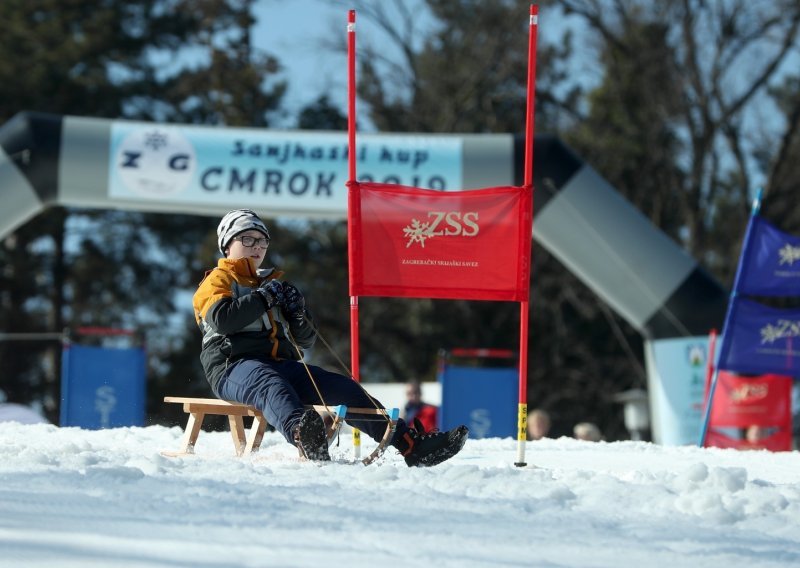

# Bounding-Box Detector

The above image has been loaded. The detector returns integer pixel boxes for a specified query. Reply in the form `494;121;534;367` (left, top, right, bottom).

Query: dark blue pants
217;356;406;445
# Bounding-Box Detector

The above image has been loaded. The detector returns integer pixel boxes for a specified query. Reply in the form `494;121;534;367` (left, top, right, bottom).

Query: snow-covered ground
1;422;799;567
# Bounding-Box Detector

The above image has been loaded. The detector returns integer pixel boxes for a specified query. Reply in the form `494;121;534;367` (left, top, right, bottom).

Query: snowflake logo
403;218;436;248
778;243;800;266
144;130;168;152
760;319;800;344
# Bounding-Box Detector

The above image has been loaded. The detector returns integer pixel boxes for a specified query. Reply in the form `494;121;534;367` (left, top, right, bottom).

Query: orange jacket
193;257;315;394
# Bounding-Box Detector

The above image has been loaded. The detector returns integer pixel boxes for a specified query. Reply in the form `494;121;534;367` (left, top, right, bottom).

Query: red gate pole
703;329;717;399
516;4;538;467
346;9;362;458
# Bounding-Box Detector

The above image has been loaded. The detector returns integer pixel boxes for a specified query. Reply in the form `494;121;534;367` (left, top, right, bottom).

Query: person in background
192;209;469;466
573;422;603;442
744;424;779;449
403;380;438;433
527;409;551;440
745;425;768;445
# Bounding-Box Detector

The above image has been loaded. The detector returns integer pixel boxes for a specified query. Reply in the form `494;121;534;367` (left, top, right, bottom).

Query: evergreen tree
0;0;285;422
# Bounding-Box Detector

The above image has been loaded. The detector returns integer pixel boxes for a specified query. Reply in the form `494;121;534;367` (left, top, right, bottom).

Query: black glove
256;279;285;310
281;282;306;319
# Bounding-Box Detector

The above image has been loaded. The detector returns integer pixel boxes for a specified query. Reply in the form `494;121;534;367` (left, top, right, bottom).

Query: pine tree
0;0;285;421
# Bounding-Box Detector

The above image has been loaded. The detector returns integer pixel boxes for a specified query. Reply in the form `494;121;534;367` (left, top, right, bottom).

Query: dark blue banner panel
60;345;146;428
439;365;518;439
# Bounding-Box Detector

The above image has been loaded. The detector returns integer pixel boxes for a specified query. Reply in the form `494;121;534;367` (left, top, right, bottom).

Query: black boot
293;409;331;462
395;419;468;467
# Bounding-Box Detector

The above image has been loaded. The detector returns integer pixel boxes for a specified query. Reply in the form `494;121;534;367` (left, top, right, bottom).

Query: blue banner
720;298;800;378
739;217;800;296
60;345;147;429
438;365;518;439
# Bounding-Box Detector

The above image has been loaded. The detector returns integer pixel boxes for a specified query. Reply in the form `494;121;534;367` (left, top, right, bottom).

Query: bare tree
560;0;800;267
761;76;800;232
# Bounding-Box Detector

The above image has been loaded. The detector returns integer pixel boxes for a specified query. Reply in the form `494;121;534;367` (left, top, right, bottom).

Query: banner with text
720;298;800;378
705;371;793;451
108;123;463;210
349;182;532;301
646;336;708;445
738;217;800;296
707;371;792;427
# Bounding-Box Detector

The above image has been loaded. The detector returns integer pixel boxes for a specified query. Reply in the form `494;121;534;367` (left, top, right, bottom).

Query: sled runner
161;396;398;465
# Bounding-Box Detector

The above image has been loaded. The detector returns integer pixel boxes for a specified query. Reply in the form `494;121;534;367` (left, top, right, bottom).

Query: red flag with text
705;371;793;451
708;371;792;427
348;182;532;301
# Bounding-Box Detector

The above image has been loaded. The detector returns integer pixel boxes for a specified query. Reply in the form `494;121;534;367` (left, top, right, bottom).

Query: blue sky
252;0;387;128
250;1;587;130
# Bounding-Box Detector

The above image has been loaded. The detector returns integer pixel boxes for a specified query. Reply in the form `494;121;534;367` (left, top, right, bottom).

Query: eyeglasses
235;235;269;248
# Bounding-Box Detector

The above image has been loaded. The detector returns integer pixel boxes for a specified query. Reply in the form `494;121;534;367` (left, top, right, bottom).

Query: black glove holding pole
255;279;285;311
280;282;306;322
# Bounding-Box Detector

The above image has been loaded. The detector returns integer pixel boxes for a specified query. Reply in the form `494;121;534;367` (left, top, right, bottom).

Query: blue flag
738;217;800;296
720;298;800;378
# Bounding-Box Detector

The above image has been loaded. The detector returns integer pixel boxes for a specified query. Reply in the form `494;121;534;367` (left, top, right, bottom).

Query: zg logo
114;127;196;197
403;211;479;248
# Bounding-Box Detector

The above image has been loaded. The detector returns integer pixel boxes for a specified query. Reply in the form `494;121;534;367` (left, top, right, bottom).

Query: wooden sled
161;396;398;465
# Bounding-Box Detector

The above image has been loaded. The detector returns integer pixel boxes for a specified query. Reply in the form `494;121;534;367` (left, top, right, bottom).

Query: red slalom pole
524;4;538;189
347;10;357;184
346;9;362;458
516;4;538;467
704;329;717;399
523;4;539;186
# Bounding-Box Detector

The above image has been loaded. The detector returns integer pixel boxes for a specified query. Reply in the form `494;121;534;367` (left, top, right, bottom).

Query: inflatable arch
0;111;726;341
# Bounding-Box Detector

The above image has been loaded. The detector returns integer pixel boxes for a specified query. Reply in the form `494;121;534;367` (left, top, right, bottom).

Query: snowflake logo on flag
760;319;800;344
403;218;436;248
778;243;800;266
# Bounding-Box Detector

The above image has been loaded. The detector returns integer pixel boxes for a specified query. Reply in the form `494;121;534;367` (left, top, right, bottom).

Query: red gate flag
348;181;533;301
704;371;793;451
708;371;793;427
